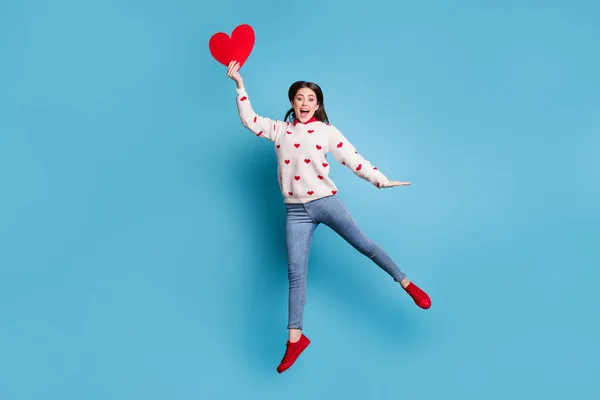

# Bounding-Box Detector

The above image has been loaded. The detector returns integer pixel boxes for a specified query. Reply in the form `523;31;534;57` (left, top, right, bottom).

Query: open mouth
299;108;309;118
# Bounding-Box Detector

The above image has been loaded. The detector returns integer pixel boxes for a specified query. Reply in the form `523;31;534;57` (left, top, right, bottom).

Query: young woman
226;61;431;374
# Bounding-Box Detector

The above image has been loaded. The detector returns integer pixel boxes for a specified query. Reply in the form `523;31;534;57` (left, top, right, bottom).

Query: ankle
399;278;411;289
289;329;302;342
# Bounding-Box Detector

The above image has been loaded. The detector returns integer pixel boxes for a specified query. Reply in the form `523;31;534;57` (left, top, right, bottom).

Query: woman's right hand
227;61;244;89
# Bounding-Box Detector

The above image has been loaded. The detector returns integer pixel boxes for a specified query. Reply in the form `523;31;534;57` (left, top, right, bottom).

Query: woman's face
292;87;319;122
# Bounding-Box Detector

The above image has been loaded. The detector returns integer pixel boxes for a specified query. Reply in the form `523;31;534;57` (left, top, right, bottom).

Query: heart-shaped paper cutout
209;24;255;68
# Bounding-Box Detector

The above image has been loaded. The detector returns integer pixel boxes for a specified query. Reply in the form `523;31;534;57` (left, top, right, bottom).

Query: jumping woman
226;61;431;374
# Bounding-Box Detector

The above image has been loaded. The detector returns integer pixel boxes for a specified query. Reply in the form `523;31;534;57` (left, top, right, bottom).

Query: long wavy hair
284;81;330;124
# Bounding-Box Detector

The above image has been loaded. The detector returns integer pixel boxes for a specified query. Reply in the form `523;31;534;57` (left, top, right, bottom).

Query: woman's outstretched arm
227;61;285;142
327;124;411;189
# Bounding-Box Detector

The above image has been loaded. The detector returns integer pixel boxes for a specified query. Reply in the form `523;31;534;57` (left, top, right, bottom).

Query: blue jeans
285;194;406;330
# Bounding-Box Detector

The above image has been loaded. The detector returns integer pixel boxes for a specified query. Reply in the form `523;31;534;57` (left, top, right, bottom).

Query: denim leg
314;195;406;282
285;204;318;330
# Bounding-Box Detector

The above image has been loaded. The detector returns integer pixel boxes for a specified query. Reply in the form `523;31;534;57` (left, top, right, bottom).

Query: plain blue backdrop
1;0;599;399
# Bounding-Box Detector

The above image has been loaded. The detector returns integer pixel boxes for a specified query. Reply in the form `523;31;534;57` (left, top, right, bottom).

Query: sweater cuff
236;87;247;96
374;172;389;188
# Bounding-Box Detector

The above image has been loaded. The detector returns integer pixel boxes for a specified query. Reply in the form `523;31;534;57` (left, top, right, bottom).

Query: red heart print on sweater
331;190;337;194
322;163;328;167
304;159;310;164
285;159;290;164
318;175;323;180
240;96;247;101
209;24;255;67
288;192;293;196
307;191;314;195
253;116;257;123
308;130;314;134
356;164;362;171
295;175;300;181
287;131;292;134
257;131;262;136
316;144;322;150
373;167;378;170
276;144;280;149
337;142;343;148
294;143;300;148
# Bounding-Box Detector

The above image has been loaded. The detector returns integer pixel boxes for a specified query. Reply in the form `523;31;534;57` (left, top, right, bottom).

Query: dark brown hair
284;81;330;124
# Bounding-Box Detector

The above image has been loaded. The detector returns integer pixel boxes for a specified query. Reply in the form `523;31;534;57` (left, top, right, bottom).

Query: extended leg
315;195;431;309
318;196;406;282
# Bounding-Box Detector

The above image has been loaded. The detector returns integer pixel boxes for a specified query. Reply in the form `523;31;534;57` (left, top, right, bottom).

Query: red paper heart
209;24;255;67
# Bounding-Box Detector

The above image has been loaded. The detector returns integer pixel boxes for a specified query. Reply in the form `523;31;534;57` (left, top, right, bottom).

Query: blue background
1;0;599;399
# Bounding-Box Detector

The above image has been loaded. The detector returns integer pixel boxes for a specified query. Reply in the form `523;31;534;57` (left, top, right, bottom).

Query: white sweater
236;87;389;203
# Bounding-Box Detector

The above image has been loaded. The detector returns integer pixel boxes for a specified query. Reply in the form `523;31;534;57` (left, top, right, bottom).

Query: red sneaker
404;282;431;309
277;334;310;373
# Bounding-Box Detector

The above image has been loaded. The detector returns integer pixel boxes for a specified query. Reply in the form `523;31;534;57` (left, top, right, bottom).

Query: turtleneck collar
293;116;318;126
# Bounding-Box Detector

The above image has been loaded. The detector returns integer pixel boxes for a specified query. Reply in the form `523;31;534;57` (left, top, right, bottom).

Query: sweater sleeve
327;125;389;188
236;87;284;142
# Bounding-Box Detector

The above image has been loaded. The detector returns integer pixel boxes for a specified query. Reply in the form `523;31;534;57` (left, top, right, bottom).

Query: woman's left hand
381;180;411;188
